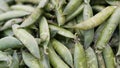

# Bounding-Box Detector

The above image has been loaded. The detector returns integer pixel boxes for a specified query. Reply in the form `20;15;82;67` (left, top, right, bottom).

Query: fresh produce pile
0;0;119;68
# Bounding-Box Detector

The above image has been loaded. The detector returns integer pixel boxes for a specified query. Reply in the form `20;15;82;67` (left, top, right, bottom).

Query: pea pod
63;0;83;15
0;10;30;21
103;44;115;68
0;0;10;12
92;5;105;12
48;45;69;68
22;51;42;68
83;2;94;49
16;0;40;4
49;24;75;38
74;41;87;68
65;6;117;30
0;36;22;50
51;39;73;67
85;47;98;68
0;18;23;31
39;17;50;53
95;7;120;53
12;24;40;59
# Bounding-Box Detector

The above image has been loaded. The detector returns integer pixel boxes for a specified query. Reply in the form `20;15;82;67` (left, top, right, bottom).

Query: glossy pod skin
74;41;87;68
103;44;115;68
48;45;69;68
85;47;98;68
49;24;75;38
51;39;73;67
12;24;40;59
0;36;22;50
95;7;120;53
65;6;117;30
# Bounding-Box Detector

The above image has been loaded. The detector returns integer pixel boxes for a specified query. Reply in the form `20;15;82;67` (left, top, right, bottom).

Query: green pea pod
0;18;23;31
83;3;94;49
85;47;98;68
48;45;69;68
51;39;73;67
65;6;117;30
45;3;54;11
103;44;115;68
16;0;40;4
20;6;43;27
105;0;120;6
12;24;40;59
95;7;120;53
0;10;30;21
11;5;35;12
63;0;83;15
40;48;51;68
39;17;50;53
74;41;87;68
92;5;105;12
49;24;75;38
0;36;22;50
9;51;19;68
0;0;10;12
66;3;84;22
96;53;106;68
22;51;41;68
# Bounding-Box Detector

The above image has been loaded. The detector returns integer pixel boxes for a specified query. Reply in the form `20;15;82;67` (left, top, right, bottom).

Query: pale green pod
85;47;98;68
39;17;50;53
0;36;22;50
0;10;30;21
22;51;41;68
0;18;23;31
12;24;40;59
63;0;83;15
92;5;105;12
11;5;35;12
52;39;73;67
48;45;69;68
103;45;115;68
74;41;87;68
16;0;40;4
0;0;10;12
49;24;75;38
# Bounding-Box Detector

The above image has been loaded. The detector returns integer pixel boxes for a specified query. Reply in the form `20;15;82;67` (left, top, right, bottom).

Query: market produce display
0;0;119;68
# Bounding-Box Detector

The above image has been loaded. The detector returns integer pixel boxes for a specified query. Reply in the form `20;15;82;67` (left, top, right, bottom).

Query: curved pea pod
40;48;51;68
95;7;120;53
0;36;22;50
12;24;40;59
105;0;120;6
22;51;42;68
48;45;69;68
51;39;73;67
92;5;105;12
103;44;115;68
39;17;50;53
96;53;106;68
63;0;82;15
49;24;75;38
0;10;30;21
9;51;19;68
0;18;23;31
11;5;35;12
66;3;84;22
0;0;10;12
74;41;87;68
85;47;98;68
65;6;117;30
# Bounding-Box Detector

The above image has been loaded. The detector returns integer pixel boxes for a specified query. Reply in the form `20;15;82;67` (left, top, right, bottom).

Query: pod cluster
0;0;119;68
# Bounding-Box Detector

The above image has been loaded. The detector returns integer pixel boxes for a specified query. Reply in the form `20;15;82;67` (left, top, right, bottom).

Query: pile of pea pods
0;0;119;68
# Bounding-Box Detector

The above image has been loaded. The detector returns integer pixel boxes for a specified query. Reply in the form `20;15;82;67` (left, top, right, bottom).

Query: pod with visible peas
95;7;120;53
39;17;50;53
0;36;22;50
103;44;115;68
49;24;75;38
0;10;30;21
22;51;42;68
51;39;73;67
63;0;83;15
48;44;69;68
85;47;98;68
12;24;40;59
65;6;117;30
74;41;87;68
